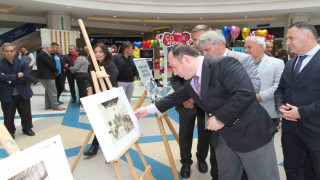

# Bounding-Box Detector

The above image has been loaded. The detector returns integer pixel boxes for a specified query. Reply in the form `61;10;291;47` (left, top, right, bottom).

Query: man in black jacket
275;21;320;180
37;44;65;111
135;44;279;180
63;45;77;103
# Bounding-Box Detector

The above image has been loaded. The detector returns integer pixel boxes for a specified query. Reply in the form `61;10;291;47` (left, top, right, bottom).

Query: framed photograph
0;135;73;180
80;87;142;162
134;59;162;103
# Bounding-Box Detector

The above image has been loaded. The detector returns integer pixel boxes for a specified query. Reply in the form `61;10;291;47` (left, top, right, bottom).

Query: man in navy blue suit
0;43;35;139
275;21;320;180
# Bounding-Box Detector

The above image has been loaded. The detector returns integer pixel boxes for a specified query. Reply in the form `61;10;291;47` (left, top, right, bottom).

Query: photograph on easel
98;97;135;143
0;135;73;180
134;59;162;103
80;87;142;162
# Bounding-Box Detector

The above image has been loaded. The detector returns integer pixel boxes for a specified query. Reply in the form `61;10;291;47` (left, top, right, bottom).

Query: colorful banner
155;31;192;47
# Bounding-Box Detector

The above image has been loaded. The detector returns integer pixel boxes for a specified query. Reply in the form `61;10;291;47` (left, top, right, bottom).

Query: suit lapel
200;57;210;108
295;49;320;83
13;58;19;73
257;54;268;72
289;56;298;82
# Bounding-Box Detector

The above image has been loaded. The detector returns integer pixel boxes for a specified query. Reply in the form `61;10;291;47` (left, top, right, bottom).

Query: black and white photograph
9;161;49;180
98;97;135;144
81;87;142;162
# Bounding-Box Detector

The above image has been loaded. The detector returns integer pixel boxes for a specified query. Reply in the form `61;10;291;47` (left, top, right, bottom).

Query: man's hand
134;107;150;120
256;94;262;102
183;98;194;109
279;103;300;122
17;72;24;78
207;116;224;131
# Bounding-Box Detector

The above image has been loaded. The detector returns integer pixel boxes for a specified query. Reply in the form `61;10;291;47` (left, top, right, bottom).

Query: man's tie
294;55;308;77
193;76;201;97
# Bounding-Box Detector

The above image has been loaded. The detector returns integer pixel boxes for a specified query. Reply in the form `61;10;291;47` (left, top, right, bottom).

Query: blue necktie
294;55;307;77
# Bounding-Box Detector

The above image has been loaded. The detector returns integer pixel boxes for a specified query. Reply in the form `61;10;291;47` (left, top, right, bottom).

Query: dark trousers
1;95;33;132
55;74;64;101
177;106;216;177
62;71;66;90
282;130;320;180
66;74;76;100
75;73;88;99
28;67;38;84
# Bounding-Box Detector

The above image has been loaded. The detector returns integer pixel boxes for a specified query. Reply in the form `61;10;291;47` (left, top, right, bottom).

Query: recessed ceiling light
141;32;144;35
157;17;160;20
144;23;146;26
67;6;70;9
113;16;117;18
200;17;203;20
245;16;248;19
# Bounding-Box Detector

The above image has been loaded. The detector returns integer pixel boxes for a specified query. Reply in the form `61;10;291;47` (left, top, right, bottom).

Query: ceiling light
144;23;146;26
245;16;248;19
141;33;144;35
200;17;203;20
113;16;117;18
157;17;160;19
67;7;70;9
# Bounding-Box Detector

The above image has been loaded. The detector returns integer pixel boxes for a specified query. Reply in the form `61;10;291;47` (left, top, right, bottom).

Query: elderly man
265;40;274;56
275;21;320;180
37;44;65;111
135;44;279;180
244;36;284;127
197;30;260;92
170;25;212;179
0;43;35;138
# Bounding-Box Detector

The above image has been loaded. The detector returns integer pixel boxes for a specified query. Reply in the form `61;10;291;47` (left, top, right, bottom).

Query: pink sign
156;31;192;47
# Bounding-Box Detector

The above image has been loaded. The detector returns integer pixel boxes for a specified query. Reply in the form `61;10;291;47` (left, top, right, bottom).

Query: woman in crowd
68;48;89;105
84;43;118;156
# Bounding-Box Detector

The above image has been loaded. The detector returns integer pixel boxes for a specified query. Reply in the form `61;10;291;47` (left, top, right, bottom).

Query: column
47;11;71;30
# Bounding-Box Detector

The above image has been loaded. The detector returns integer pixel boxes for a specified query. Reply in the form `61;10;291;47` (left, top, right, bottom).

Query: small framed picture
0;135;73;180
81;87;142;162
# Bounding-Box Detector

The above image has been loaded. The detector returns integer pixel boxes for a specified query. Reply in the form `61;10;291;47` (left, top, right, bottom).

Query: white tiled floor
0;82;286;179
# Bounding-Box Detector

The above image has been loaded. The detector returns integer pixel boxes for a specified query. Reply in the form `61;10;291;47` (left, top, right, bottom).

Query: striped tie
294;55;307;77
193;76;201;97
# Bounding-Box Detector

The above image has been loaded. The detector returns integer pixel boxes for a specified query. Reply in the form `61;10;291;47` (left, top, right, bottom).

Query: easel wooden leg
163;115;179;145
114;161;122;180
71;128;93;173
134;143;155;180
156;114;180;180
134;91;148;110
125;152;139;180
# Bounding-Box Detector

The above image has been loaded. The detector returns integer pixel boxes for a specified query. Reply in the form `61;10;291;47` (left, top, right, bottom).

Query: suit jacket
226;50;261;92
156;56;276;152
36;50;58;79
0;58;33;103
63;54;76;76
258;54;284;118
274;49;320;137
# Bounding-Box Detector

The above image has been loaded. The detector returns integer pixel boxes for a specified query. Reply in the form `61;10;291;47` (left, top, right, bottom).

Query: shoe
58;100;64;105
45;107;52;110
180;165;191;178
9;131;15;139
72;99;76;103
22;129;35;136
198;160;208;173
53;107;66;111
84;144;99;156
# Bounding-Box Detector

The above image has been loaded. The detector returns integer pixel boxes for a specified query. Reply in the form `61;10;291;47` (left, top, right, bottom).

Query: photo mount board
134;58;163;103
80;87;142;162
0;135;73;180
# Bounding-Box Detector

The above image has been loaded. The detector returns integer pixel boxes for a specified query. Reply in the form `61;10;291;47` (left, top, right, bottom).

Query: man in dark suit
135;44;279;180
170;25;212;179
37;44;65;111
63;45;77;103
275;21;320;180
0;43;35;138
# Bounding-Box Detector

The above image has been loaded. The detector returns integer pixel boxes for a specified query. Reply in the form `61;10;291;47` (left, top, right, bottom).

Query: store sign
156;31;192;47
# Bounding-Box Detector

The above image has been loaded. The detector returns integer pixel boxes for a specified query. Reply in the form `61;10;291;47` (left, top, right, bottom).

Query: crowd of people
1;21;319;180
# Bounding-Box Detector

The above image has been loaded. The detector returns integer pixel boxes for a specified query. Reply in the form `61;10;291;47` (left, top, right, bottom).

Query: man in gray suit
244;36;284;126
197;30;260;92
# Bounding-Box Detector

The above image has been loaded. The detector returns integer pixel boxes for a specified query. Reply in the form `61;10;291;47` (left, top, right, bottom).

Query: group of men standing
135;21;320;180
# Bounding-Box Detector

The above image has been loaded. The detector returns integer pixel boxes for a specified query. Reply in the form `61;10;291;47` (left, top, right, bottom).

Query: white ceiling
0;0;320;33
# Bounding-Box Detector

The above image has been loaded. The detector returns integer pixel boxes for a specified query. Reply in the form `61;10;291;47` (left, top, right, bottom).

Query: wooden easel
71;19;154;180
134;90;180;180
0;125;20;155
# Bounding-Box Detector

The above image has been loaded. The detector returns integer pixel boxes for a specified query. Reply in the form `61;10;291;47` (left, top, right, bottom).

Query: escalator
0;23;46;59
